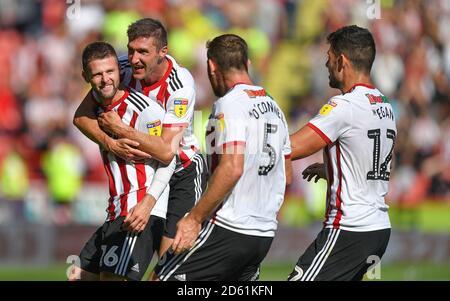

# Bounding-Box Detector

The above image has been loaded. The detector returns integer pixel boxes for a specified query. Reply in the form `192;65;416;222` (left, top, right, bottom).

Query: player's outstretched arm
98;110;183;165
290;125;328;160
171;145;245;255
73;93;150;162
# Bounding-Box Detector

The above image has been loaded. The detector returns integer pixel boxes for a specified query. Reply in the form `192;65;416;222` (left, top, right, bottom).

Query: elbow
230;165;243;182
286;174;292;186
73;115;81;129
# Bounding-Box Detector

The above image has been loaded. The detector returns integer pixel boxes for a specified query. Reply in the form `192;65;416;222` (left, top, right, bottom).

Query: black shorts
155;222;273;281
78;215;164;281
165;154;208;238
288;228;390;281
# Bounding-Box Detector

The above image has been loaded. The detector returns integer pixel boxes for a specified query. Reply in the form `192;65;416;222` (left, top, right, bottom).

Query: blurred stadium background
0;0;449;280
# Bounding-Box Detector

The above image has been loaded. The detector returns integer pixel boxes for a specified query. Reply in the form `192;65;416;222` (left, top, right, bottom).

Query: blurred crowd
0;0;449;224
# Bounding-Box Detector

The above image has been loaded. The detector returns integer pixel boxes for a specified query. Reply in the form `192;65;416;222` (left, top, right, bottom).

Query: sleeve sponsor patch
216;112;225;132
146;120;162;136
319;101;337;116
173;98;188;117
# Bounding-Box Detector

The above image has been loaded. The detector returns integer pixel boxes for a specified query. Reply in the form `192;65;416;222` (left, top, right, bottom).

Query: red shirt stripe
117;157;130;217
333;142;343;228
221;141;246;152
156;81;168;108
135;163;147;204
307;122;332;145
102;151;117;220
129;111;139;128
323;147;334;227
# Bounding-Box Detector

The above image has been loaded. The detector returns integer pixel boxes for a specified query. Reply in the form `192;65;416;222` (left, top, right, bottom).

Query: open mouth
133;65;145;72
101;85;114;92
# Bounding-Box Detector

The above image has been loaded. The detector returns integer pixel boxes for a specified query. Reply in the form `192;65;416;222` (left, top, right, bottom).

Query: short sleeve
163;86;195;128
308;97;352;145
137;100;166;136
281;112;292;158
214;99;247;152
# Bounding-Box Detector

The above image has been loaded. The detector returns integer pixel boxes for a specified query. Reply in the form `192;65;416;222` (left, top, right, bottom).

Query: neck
143;58;168;86
340;71;372;94
224;70;253;92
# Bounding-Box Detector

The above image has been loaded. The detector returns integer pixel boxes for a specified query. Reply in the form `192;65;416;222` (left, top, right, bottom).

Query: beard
96;84;118;101
207;67;226;97
211;82;226;97
328;70;341;90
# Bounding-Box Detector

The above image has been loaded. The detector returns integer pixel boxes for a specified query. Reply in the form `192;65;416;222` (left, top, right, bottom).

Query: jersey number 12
367;128;396;181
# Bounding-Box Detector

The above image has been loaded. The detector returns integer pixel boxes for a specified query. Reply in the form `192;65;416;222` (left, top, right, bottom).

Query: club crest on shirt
174;98;188;117
146;120;162;136
319;101;337;116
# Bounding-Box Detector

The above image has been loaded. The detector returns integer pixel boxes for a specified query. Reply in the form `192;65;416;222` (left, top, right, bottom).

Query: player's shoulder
222;83;264;102
215;89;252;117
167;55;195;90
118;54;130;69
128;87;150;102
127;88;161;112
343;84;388;103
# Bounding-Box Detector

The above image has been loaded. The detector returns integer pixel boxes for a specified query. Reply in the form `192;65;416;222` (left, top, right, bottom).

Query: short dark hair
327;25;376;74
127;18;167;50
82;41;118;73
206;34;248;73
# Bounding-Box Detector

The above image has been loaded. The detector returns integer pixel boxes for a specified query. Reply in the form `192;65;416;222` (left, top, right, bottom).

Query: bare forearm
74;115;113;150
115;126;174;164
290;125;328;160
291;143;318;160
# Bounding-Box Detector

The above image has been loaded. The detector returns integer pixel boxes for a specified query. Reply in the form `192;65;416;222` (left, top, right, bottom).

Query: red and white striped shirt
96;88;169;221
119;55;200;173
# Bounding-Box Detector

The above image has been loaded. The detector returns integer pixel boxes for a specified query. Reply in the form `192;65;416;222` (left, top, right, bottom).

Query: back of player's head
206;34;248;73
327;25;376;74
82;41;118;72
127;18;168;50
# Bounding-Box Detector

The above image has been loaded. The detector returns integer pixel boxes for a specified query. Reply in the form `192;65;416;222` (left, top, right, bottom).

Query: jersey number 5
367;129;396;181
259;122;278;176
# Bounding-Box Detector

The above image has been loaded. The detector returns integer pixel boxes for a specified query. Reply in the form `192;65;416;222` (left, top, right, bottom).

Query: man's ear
339;53;351;72
82;70;89;83
208;59;217;74
158;45;168;64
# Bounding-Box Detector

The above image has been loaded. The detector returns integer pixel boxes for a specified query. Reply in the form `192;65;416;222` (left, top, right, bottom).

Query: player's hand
107;138;151;162
172;214;201;255
302;162;326;182
122;194;156;234
98;111;125;135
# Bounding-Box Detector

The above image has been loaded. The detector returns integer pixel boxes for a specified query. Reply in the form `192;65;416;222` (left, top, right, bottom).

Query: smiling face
127;36;167;81
84;56;120;104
